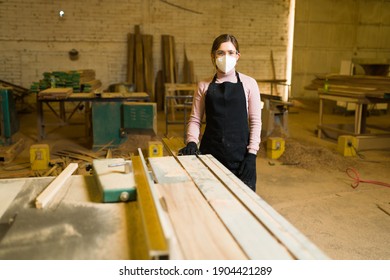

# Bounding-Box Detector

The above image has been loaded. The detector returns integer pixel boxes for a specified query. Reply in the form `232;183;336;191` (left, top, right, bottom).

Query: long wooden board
199;154;329;260
176;156;293;259
149;156;248;259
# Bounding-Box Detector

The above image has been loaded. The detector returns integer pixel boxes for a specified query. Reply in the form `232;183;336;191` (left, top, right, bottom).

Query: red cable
346;167;390;189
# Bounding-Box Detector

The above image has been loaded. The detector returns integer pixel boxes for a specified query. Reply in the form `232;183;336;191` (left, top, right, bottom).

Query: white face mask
216;55;237;73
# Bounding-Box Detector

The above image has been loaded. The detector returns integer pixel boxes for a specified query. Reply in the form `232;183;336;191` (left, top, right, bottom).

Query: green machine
91;101;157;150
0;87;19;146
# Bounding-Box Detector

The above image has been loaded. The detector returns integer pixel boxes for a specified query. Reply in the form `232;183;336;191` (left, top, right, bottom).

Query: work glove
178;142;199;156
238;153;257;183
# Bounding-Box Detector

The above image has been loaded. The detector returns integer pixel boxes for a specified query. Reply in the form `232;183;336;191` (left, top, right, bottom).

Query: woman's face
212;41;240;71
215;42;239;58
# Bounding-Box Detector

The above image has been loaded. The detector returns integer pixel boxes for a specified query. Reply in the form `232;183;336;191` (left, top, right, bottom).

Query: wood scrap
0;138;25;165
52;151;95;163
106;149;112;159
35;163;78;209
43;164;59;177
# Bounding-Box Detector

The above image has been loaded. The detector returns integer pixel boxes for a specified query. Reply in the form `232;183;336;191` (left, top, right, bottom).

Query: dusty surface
1;100;389;260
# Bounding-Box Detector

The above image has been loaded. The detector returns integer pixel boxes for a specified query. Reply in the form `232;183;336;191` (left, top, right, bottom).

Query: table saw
0;145;329;260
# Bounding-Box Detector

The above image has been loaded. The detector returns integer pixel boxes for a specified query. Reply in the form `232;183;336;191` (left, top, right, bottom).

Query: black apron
200;72;250;172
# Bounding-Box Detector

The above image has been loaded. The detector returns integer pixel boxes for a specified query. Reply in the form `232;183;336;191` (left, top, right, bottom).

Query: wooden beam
35;163;78;209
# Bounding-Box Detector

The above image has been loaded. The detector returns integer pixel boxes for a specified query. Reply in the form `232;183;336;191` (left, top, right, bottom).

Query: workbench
317;88;390;136
36;92;150;141
0;148;329;260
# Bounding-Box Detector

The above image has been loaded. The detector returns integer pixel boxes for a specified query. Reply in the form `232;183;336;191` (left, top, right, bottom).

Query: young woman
179;34;262;191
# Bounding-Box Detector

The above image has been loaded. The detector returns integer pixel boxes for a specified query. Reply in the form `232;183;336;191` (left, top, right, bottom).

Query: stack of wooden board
305;74;390;98
31;69;100;93
146;153;329;260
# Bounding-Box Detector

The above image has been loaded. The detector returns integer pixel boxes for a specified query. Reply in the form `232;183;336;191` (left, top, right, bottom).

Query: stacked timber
147;153;329;260
127;25;154;101
31;69;101;93
305;74;390;98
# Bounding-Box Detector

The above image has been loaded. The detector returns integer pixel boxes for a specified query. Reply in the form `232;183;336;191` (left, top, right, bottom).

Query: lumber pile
305;74;390;98
31;69;101;93
147;154;329;260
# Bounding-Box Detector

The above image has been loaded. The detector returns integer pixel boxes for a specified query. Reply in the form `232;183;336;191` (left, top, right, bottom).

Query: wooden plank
155;70;164;111
149;156;248;260
142;34;154;101
156;182;248;260
127;33;135;84
176;156;293;259
199;154;330;260
134;30;144;92
35;163;78;209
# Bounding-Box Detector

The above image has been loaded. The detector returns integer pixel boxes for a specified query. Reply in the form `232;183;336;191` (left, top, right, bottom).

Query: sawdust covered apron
200;72;249;172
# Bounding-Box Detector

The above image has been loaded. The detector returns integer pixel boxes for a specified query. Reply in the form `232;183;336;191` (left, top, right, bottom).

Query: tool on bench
92;158;137;203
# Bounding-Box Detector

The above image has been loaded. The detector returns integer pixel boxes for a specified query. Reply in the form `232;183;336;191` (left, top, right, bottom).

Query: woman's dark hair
211;34;240;55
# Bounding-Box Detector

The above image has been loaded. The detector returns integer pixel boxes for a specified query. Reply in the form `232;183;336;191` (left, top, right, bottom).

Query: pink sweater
186;70;262;154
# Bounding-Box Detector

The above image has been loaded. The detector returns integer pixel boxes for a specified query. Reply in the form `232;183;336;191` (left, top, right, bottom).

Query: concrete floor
1;99;390;260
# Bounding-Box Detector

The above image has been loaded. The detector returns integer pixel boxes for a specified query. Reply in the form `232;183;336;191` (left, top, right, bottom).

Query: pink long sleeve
186;70;262;154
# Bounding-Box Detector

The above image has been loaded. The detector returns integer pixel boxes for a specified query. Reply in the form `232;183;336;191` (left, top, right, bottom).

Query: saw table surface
0;175;142;260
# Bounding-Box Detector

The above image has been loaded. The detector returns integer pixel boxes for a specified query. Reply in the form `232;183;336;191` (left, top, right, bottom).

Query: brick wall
0;0;290;95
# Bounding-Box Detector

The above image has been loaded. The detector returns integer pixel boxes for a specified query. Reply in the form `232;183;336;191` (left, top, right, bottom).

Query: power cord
346;167;390;189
